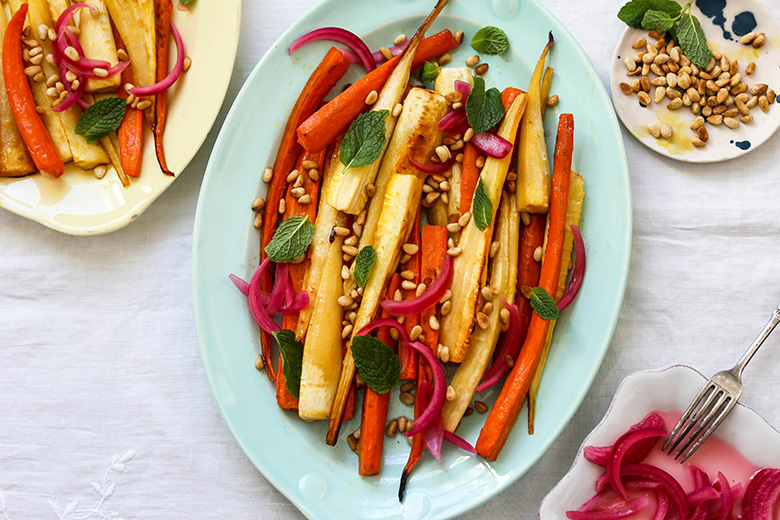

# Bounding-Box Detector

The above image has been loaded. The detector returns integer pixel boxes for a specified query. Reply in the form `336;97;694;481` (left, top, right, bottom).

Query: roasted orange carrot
476;113;573;461
297;30;458;153
113;26;143;177
399;225;447;500
152;0;173;176
515;214;545;348
259;48;351;380
358;273;402;476
2;4;63;177
275;148;326;410
399;210;421;380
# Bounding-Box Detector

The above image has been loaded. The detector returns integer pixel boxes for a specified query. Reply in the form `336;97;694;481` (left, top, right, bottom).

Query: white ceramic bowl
539;365;780;518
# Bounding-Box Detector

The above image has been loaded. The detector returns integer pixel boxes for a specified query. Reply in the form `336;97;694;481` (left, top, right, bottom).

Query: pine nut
483;301;493;314
136;100;152;110
624;56;637;72
337;295;354;307
400;392;415;405
638;91;651;105
183;56;192;72
24;65;41;77
707;114;723;125
660;123;673;139
476;312;489;329
546;94;559;107
415;283;427;297
475;63;489;75
648;124;661;138
741;32;757;45
298;194;312;205
489;241;500;258
347;434;358;452
447;246;462;257
474;401;488;413
333;226;350;236
251;197;265;212
394;33;407;46
440;300;452;316
466;54;479;67
690;116;705;130
392;103;403;117
64;46;79;61
724;117;739;129
429;315;440;331
667;98;683;110
454;30;464;44
401;280;417;291
446;222;461;233
745;62;756;75
364;90;378;105
93;165;107;179
481;286;494;301
692;137;706;148
33;72;44;83
446;385;457;401
397;416;408;432
255;354;265;371
500;307;510;324
632;37;646;49
753;32;766;48
263;167;273;182
402;243;419;255
760;95;770;113
741;114;753;123
768;89;776;104
93;67;108;77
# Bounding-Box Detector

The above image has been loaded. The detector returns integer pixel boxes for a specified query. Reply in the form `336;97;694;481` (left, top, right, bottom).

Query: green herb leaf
617;0;681;29
419;61;441;84
641;9;676;33
529;287;560;321
470;26;510;55
264;215;316;263
465;77;504;134
340;110;389;170
274;329;304;398
351;335;401;394
353;245;376;287
75;97;126;143
471;177;492;231
179;0;196;5
676;13;713;68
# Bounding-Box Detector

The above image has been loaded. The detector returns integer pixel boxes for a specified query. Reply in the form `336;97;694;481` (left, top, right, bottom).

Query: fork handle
732;305;780;377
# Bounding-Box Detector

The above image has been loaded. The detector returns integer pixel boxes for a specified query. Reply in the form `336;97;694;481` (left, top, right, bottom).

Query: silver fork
664;304;780;463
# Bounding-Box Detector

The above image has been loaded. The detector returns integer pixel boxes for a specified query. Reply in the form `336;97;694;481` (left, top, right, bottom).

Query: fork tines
663;380;738;463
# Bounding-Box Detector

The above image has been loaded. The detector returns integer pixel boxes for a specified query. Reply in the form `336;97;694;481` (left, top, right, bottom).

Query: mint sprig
529;287;560;321
419;61;441;85
470;26;510;55
265;215;316;263
75;97;126;143
351;335;401;394
616;0;712;68
471;177;492;232
353;245;376;287
274;330;304;398
340;110;389;170
465;76;504;135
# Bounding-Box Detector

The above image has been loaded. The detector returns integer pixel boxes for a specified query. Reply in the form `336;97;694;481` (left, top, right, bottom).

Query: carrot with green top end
259;47;351;380
152;0;173;176
476;113;573;461
358;273;401;476
114;25;143;177
297;29;458;154
398;224;447;500
2;4;63;177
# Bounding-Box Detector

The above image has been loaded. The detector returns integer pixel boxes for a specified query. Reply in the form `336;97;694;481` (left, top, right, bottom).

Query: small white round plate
538;365;780;518
0;1;241;235
610;0;780;162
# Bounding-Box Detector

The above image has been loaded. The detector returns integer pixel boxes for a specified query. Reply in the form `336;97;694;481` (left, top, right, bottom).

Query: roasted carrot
458;143;479;215
476;113;573;461
113;26;143;178
152;0;173;176
399;225;447;501
297;29;458;153
2;4;63;177
259;48;351;380
275;148;327;410
515;214;546;349
358;274;402;476
399;209;421;380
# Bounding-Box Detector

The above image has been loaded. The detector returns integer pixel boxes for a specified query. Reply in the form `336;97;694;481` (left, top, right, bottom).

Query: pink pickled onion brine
289;27;375;73
570;411;780;520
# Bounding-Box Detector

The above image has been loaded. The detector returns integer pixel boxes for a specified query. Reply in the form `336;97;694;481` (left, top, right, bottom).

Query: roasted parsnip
325;0;449;214
516;33;554;213
0;5;35;177
79;0;121;93
326;87;447;445
442;192;519;432
438;93;527;363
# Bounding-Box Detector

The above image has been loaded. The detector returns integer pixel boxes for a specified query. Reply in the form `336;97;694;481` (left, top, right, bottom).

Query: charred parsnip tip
326;87;447;445
527;170;584;433
0;5;36;177
516;32;554;214
438;92;527;364
442;192;519;432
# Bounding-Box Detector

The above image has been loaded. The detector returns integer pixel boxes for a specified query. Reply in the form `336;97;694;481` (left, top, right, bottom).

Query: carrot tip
398;469;410;502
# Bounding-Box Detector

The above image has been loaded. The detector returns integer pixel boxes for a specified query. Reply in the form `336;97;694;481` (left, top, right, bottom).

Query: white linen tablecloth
3;0;780;518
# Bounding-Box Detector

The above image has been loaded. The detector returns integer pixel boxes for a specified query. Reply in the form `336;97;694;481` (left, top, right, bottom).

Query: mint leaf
353;245;376;287
419;61;441;84
642;9;676;33
465;77;504;134
75;97;126;143
351;335;401;394
617;0;681;29
676;13;713;68
179;0;196;5
274;329;303;398
265;215;315;263
471;177;492;231
340;110;389;170
530;287;560;320
470;26;510;55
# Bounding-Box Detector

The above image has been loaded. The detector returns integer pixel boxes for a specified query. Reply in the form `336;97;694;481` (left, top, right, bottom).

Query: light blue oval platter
192;0;632;518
